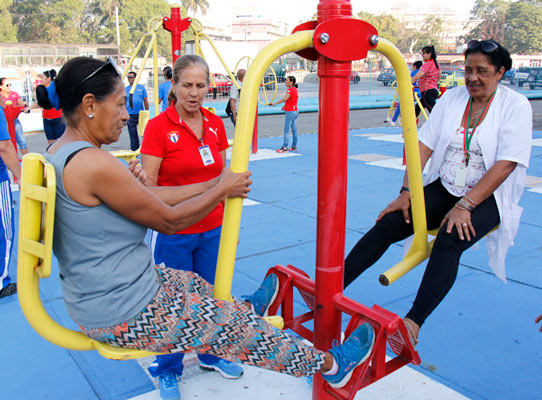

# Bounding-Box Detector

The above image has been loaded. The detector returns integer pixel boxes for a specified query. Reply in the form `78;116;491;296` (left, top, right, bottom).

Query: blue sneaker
242;273;279;317
158;372;180;400
323;323;375;389
200;358;244;379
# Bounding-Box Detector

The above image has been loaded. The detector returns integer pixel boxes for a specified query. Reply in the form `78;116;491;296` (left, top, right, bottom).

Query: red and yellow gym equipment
215;1;429;398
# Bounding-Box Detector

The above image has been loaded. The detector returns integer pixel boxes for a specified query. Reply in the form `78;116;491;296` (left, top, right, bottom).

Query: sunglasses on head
75;56;122;92
467;40;498;53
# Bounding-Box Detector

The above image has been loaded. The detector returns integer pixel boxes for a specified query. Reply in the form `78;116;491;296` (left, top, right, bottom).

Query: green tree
0;0;16;42
11;0;86;43
181;0;209;15
464;0;509;43
357;11;400;44
505;1;542;53
82;0;174;61
413;15;445;53
117;0;172;60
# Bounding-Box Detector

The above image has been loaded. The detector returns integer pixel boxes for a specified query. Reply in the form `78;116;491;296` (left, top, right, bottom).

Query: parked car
514;67;530;87
350;71;361;84
377;68;396;86
527;67;542;89
208;73;232;95
439;70;465;88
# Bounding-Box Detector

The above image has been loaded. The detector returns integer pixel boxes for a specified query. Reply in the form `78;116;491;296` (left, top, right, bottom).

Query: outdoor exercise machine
17;1;433;399
123;5;262;153
214;0;433;398
386;82;429;126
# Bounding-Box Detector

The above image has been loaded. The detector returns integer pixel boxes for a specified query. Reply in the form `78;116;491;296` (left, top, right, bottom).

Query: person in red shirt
0;77;29;155
141;55;241;399
411;45;442;117
41;70;66;143
269;75;299;153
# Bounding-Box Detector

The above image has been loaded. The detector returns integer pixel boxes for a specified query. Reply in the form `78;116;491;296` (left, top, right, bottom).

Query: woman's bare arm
63;148;251;234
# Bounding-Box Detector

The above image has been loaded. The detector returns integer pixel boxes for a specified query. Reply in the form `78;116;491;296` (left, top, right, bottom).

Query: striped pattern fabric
81;265;325;377
419;60;440;92
0;179;13;289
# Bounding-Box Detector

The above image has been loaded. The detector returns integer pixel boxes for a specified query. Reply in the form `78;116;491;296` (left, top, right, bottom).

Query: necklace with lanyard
463;89;496;167
180;116;216;166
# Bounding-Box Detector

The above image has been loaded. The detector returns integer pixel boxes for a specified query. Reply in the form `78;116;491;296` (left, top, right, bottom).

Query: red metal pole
313;1;352;399
162;6;192;64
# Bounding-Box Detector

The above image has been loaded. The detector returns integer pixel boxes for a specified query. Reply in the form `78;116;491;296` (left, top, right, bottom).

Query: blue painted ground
1;127;541;399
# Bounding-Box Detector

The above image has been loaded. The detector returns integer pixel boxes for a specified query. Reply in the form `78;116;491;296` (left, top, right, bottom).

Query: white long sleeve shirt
418;84;532;282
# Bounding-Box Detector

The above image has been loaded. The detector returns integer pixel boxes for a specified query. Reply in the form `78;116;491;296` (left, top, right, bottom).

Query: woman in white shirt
344;40;532;347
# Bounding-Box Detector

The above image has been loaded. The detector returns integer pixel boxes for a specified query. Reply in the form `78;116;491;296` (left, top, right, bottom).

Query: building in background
389;8;474;52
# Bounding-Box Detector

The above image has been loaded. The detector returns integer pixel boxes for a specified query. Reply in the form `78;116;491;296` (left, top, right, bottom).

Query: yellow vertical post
373;38;429;285
122;33;151;80
212;31;314;301
153;36;159;118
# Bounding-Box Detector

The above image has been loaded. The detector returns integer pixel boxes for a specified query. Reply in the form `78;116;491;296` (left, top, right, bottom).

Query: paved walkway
2;114;541;399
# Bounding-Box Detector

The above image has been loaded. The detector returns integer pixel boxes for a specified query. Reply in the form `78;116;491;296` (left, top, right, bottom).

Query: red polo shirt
284;87;298;111
141;104;229;234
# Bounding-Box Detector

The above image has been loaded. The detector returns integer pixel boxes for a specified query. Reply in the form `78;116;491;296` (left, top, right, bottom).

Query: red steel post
313;1;352;399
162;6;192;64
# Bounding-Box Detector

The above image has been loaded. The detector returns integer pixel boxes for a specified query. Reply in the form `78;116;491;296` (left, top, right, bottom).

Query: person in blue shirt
0;96;21;299
125;71;149;150
158;66;173;113
388;61;423;126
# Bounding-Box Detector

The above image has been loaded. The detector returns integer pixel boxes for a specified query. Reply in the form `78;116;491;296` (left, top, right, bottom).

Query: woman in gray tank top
39;57;375;394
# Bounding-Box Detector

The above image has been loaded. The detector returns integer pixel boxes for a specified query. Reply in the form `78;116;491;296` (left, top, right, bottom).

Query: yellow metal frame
123;16;162;136
214;34;430;294
213;31;315;301
372;39;429;286
413;91;429;121
387;83;428;126
234;55;279;105
189;18;240;91
110;149;140;161
189;20;279;105
17;154;160;360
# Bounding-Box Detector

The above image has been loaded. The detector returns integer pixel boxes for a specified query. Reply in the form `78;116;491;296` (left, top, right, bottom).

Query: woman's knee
432;229;464;257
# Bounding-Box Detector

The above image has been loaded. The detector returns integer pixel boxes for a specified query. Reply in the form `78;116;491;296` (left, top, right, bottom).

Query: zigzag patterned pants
81;265;325;377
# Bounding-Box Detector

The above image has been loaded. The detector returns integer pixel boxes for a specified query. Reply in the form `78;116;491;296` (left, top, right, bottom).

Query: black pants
344;179;500;327
127;114;140;151
415;88;439;117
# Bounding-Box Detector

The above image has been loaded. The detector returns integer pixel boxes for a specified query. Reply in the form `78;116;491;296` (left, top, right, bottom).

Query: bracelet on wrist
456;198;474;211
463;195;477;207
400;186;410;194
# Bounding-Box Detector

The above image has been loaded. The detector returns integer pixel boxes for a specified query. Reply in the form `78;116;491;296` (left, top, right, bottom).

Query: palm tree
181;0;209;15
98;0;122;19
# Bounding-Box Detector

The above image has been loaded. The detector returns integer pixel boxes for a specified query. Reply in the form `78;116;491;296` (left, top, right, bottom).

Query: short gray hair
173;55;210;85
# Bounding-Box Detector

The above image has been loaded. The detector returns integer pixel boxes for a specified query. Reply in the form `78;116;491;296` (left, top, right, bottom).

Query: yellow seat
17;153;160;360
138;110;150;136
110;149;140;161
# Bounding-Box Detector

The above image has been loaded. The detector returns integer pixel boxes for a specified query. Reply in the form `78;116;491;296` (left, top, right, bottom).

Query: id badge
199;145;215;166
455;166;467;187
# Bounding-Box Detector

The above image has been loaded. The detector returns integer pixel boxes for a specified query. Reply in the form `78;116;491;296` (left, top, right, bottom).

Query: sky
185;0;478;28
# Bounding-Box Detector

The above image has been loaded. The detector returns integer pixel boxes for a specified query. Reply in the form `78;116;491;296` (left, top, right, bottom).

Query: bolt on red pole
313;1;353;399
